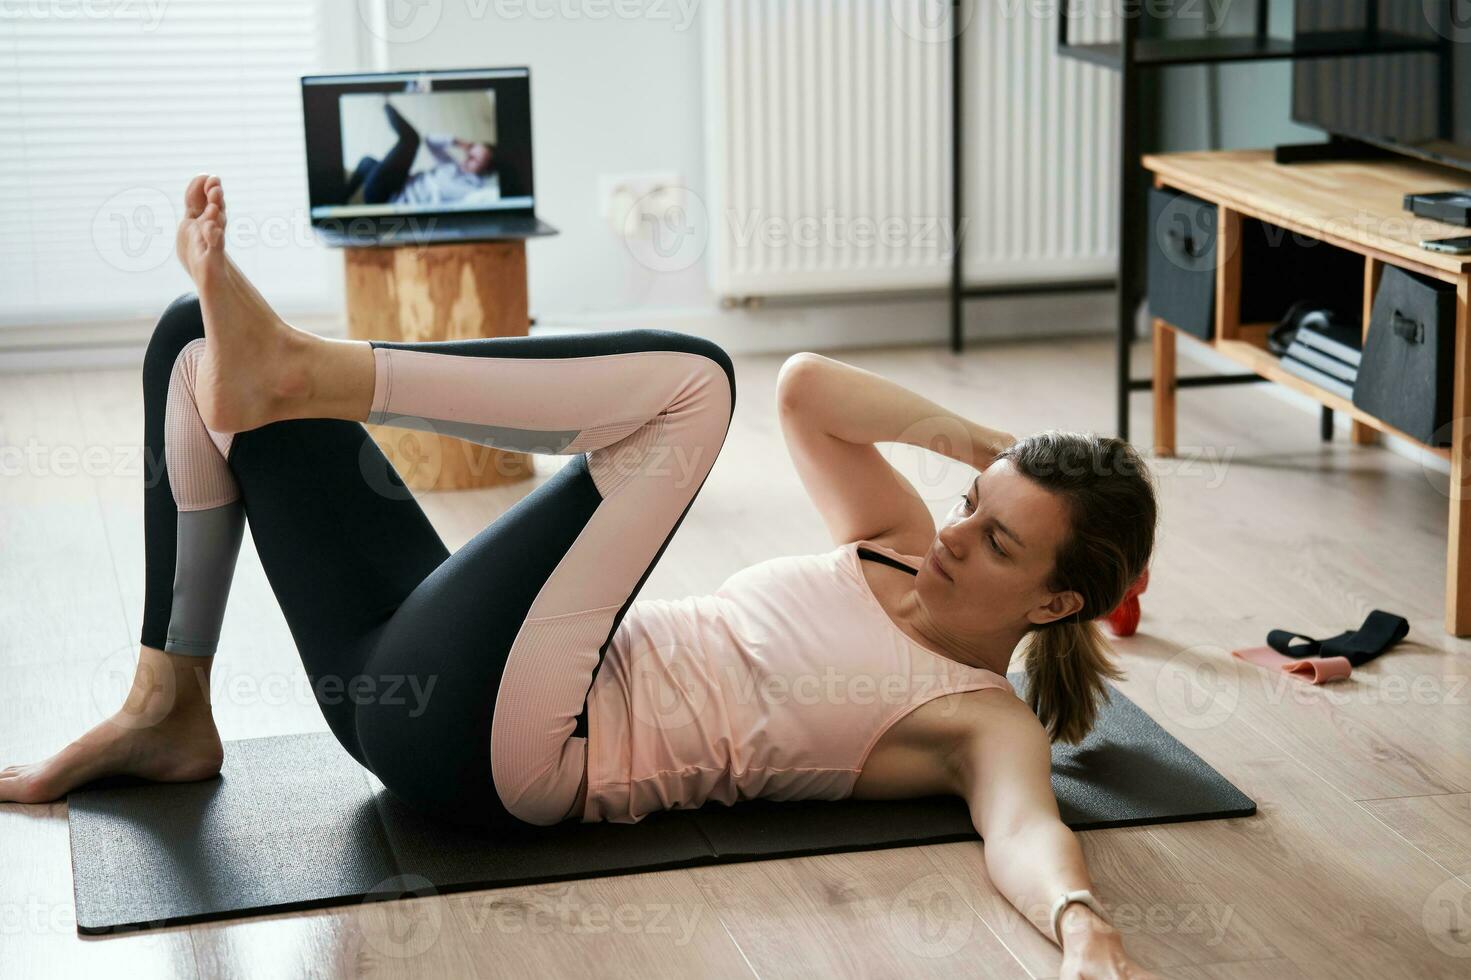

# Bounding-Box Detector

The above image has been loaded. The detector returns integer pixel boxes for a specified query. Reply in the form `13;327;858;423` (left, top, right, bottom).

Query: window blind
0;1;343;327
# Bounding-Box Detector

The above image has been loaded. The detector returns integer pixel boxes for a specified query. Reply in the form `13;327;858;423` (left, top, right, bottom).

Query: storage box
1147;187;1217;340
1352;265;1457;446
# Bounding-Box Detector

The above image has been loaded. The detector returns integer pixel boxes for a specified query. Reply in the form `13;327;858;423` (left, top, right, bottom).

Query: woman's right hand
1059;927;1161;980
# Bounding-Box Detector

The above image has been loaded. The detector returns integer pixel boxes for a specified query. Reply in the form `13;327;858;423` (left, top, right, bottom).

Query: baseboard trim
529;289;1117;355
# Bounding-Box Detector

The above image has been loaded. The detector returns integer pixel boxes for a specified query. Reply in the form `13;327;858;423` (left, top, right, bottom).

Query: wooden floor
2;335;1469;979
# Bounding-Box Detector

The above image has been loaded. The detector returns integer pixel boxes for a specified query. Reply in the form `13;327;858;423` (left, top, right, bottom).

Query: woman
2;176;1159;978
345;100;497;206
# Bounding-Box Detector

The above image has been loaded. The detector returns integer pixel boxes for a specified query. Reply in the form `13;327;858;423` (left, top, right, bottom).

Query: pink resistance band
1230;646;1353;684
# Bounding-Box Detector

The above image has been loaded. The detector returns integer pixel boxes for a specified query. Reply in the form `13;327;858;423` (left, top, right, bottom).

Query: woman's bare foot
0;647;224;805
174;174;313;433
0;711;224;805
173;174;375;431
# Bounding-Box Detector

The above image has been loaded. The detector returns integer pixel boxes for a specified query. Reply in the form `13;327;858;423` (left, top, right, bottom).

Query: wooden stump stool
343;240;536;491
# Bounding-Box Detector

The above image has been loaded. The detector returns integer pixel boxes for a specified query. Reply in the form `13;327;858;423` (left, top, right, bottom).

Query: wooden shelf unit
1144;150;1471;635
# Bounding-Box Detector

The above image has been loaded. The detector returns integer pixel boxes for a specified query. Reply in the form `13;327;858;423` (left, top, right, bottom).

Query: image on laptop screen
302;68;534;221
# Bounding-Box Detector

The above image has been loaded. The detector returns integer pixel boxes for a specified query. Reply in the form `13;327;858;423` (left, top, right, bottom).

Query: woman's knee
143;293;205;395
677;334;736;407
632;329;736;415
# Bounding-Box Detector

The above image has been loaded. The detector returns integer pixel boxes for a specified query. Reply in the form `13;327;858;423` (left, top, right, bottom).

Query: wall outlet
598;172;685;240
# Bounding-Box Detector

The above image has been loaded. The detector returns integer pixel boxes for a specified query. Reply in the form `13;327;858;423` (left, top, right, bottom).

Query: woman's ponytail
1022;617;1125;745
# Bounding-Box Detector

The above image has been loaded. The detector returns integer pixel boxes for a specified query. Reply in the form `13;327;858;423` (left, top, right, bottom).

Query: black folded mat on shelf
68;675;1255;933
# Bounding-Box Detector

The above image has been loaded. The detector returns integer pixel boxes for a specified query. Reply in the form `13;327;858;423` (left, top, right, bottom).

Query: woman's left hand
1059;928;1161;980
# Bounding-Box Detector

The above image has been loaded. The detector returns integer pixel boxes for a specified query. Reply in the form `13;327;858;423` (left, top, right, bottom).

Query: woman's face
463;143;495;175
916;459;1082;636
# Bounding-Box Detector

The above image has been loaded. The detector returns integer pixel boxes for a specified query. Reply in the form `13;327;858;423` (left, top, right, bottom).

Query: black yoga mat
68;676;1255;934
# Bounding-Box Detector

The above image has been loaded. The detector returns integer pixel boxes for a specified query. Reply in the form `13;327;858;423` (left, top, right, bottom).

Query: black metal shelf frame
949;0;1452;443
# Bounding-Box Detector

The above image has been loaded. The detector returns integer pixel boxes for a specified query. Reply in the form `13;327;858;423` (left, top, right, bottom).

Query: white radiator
702;1;1118;299
960;3;1118;285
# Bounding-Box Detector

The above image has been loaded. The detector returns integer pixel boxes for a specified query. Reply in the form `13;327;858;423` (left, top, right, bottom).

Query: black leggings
141;295;735;828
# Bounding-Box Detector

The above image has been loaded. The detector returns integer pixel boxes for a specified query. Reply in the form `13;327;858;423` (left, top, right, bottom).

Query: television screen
1292;1;1471;172
302;68;534;221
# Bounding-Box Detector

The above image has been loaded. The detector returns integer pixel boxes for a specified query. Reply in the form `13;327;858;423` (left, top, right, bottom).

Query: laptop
301;67;557;247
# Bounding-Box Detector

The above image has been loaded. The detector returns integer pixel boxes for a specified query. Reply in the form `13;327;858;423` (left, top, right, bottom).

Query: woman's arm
422;133;458;165
949;697;1158;979
776;352;1016;553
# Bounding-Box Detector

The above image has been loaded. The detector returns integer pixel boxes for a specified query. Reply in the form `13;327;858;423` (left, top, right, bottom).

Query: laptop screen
302;68;533;222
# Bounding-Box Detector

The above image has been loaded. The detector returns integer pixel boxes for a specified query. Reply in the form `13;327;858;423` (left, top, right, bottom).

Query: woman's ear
1031;589;1084;626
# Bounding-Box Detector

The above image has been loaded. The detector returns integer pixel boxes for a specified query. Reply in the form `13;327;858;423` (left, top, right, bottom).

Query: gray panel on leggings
374;414;580;455
165;502;246;656
67;676;1256;933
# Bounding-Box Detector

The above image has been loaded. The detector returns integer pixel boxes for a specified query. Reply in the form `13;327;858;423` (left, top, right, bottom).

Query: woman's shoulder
854;686;1038;798
879;684;1034;754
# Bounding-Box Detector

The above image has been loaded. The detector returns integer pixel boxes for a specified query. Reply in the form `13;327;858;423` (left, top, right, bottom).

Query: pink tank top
581;538;1018;823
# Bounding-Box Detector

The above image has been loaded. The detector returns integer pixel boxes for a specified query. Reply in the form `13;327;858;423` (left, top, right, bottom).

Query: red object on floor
1102;568;1149;637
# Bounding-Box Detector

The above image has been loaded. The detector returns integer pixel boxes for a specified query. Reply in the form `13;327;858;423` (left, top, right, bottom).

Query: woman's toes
184;174;209;218
205;177;225;217
200;206;224;248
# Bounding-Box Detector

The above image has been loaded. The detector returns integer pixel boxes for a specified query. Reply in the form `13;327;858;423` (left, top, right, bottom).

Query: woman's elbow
776;352;828;413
